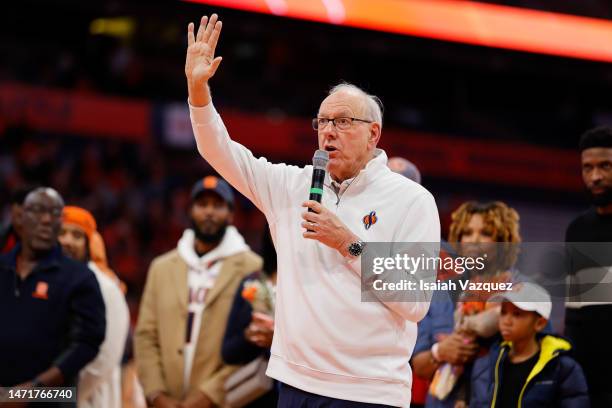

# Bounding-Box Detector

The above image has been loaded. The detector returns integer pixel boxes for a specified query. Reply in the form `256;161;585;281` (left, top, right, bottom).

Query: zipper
329;174;361;208
517;382;528;408
517;350;552;408
14;271;20;297
490;347;507;408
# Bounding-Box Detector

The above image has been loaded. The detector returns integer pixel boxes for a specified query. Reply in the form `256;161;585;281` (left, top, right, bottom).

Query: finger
210;56;222;76
302;200;322;213
209;20;223;54
248;324;261;333
255;327;273;335
202;13;218;43
303;231;317;239
250;322;269;331
301;211;319;222
301;221;317;231
187;22;195;47
196;15;208;42
458;346;476;355
464;342;480;351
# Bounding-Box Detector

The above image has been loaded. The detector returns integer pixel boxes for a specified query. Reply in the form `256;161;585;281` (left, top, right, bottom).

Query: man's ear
227;208;234;225
12;206;24;231
369;122;381;148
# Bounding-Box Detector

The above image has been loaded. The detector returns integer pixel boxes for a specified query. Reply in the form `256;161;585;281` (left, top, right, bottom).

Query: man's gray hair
328;82;384;127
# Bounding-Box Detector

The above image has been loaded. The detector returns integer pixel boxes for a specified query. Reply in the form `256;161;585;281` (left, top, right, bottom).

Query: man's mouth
36;229;53;240
199;220;218;231
324;146;340;158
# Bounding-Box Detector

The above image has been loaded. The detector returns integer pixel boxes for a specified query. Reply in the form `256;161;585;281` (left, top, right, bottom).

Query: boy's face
499;302;547;343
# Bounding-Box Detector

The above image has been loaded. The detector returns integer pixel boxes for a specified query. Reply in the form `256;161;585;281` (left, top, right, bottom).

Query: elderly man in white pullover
185;14;440;408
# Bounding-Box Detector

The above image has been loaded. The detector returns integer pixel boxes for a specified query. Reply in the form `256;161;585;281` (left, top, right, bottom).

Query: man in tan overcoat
135;176;262;408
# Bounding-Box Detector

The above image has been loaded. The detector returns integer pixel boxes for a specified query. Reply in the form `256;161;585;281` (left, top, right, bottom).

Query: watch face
349;241;364;256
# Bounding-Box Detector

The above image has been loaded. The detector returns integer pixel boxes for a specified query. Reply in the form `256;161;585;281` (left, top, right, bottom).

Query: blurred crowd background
2;0;612;314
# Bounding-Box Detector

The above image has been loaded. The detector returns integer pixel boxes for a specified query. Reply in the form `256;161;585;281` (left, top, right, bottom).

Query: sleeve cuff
188;100;218;125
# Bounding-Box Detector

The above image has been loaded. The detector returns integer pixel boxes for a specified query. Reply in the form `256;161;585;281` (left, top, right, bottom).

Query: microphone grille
312;150;329;169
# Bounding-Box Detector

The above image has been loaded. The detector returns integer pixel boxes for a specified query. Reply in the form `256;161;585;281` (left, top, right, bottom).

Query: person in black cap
135;175;262;408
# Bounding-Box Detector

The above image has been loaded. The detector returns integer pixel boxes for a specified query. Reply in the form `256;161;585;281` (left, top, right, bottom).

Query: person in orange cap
59;206;129;408
61;206;125;291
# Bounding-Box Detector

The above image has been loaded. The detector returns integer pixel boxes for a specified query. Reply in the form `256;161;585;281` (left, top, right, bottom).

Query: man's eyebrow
318;110;353;118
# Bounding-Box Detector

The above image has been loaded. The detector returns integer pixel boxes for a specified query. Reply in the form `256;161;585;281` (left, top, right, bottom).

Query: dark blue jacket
0;245;106;386
222;272;277;408
413;290;457;408
470;334;589;408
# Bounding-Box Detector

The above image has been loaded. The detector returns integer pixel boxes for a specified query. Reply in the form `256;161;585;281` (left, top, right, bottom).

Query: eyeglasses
312;117;372;131
23;204;63;218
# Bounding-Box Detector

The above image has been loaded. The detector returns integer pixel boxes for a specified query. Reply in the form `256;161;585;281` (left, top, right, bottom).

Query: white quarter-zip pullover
190;102;440;407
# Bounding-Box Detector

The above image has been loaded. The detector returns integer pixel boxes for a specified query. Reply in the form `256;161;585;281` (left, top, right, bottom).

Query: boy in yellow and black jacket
469;283;589;408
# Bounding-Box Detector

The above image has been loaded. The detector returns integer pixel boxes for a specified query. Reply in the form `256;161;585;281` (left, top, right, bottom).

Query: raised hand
185;14;223;106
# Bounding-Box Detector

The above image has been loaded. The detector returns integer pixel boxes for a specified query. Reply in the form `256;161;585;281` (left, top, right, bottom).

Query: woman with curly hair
449;201;520;276
411;201;521;408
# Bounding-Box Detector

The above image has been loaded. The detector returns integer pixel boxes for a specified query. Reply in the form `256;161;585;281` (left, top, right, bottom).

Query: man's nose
590;168;604;183
39;212;53;224
320;132;337;147
202;204;216;214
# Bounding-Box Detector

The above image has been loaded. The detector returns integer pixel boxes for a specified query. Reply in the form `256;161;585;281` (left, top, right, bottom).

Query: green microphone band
310;187;324;195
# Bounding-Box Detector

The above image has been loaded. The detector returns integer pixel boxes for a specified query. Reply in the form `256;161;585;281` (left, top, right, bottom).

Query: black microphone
308;149;329;213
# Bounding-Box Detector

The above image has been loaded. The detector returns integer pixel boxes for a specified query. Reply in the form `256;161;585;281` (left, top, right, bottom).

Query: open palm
185;14;223;87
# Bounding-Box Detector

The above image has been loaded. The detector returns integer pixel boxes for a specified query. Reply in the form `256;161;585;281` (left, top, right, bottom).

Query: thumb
210;56;223;76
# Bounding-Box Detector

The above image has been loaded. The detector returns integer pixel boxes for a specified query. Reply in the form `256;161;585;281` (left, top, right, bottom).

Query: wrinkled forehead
318;91;366;118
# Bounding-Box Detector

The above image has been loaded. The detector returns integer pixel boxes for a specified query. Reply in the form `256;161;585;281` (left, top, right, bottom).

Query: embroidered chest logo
32;281;49;300
362;211;378;230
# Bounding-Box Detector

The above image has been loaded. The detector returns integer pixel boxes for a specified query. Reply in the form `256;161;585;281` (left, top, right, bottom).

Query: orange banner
0;82;151;141
185;0;612;63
